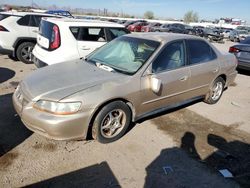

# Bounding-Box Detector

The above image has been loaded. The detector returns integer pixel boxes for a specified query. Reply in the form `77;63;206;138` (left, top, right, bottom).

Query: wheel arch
86;98;136;139
13;37;36;56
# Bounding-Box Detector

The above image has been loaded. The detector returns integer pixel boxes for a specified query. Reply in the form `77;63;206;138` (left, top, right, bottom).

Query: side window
70;27;80;39
30;15;42;27
77;27;106;42
107;28;129;40
152;41;185;73
187;40;217;65
17;15;30;26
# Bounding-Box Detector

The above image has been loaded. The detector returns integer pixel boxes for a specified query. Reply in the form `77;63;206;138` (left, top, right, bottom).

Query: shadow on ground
237;68;250;76
0;67;15;83
146;109;250;188
0;94;32;157
24;161;121;188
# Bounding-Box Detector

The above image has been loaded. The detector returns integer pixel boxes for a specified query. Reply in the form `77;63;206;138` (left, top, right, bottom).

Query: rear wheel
92;101;132;143
204;77;225;104
16;42;35;64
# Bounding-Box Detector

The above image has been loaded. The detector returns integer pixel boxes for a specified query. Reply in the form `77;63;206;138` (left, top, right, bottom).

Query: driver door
139;40;191;116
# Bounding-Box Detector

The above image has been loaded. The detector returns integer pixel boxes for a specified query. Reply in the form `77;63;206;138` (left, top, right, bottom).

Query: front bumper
12;90;94;140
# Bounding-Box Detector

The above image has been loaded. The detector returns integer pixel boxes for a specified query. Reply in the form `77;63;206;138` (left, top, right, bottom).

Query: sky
1;0;250;22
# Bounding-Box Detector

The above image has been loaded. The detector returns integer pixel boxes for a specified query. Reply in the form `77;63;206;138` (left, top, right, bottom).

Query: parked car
45;10;74;18
229;36;250;70
13;33;237;143
153;23;170;32
154;23;194;34
229;29;249;42
123;20;146;28
203;28;224;43
150;24;163;32
141;22;161;32
127;21;148;32
236;26;250;33
0;11;61;63
193;26;205;37
32;17;129;67
238;30;249;41
222;29;232;39
229;30;239;42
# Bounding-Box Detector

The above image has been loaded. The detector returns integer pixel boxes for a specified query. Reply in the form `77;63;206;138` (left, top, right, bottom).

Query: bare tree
184;11;199;23
144;11;154;19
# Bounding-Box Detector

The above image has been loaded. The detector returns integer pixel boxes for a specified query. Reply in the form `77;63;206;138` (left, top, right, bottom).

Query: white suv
0;12;60;63
32;18;129;67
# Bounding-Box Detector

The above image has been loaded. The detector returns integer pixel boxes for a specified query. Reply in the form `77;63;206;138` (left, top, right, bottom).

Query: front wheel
92;101;132;143
16;42;35;64
204;77;225;104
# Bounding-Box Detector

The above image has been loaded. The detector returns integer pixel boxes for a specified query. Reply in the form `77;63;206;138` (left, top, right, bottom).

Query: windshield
87;36;160;75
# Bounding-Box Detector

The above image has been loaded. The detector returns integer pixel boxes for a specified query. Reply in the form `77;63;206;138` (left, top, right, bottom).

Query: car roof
43;17;125;27
0;11;60;17
125;32;203;43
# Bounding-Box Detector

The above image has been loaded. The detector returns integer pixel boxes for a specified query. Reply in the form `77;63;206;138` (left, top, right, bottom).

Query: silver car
13;33;237;143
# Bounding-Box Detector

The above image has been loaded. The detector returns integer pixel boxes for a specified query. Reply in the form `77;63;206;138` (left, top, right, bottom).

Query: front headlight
33;100;82;115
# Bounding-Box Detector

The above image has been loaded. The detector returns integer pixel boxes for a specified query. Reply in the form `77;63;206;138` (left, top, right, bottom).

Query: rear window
0;14;10;21
70;27;107;42
187;40;217;65
39;19;54;40
17;15;30;26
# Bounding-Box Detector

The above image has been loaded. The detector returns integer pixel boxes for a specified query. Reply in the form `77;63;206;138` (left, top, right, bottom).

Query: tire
204;77;225;104
16;42;35;64
92;101;132;143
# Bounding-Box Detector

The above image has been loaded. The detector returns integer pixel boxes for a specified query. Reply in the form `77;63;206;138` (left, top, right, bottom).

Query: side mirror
150;76;162;93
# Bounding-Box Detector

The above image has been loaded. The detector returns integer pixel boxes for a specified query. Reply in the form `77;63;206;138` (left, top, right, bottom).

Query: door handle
81;46;90;50
179;76;188;81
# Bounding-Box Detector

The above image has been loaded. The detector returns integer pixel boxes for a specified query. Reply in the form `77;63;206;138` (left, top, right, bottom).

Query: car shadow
0;93;32;157
0;67;15;83
237;69;250;76
137;97;203;124
124;98;203;139
24;161;121;187
144;132;250;188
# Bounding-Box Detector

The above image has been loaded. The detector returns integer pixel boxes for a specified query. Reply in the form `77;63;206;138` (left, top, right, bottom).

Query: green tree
184;11;199;23
144;11;154;19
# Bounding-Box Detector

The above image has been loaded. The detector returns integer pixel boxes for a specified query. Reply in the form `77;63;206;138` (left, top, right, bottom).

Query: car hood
21;60;124;101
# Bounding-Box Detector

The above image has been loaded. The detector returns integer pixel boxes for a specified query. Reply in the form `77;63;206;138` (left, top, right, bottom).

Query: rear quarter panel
217;52;237;87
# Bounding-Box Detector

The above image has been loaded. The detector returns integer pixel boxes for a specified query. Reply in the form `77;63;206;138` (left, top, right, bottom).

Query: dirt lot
0;41;250;188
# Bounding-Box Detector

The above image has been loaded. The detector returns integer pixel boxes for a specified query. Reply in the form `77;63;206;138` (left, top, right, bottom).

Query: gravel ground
0;40;249;188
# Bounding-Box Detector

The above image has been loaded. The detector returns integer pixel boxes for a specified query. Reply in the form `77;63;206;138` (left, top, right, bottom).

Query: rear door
186;39;219;97
76;27;107;58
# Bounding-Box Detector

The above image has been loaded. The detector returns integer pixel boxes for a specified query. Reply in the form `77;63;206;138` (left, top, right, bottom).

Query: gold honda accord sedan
13;33;237;143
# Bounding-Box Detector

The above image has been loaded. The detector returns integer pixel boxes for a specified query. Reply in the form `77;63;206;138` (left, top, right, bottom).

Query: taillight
0;25;9;32
50;25;60;50
229;47;239;53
